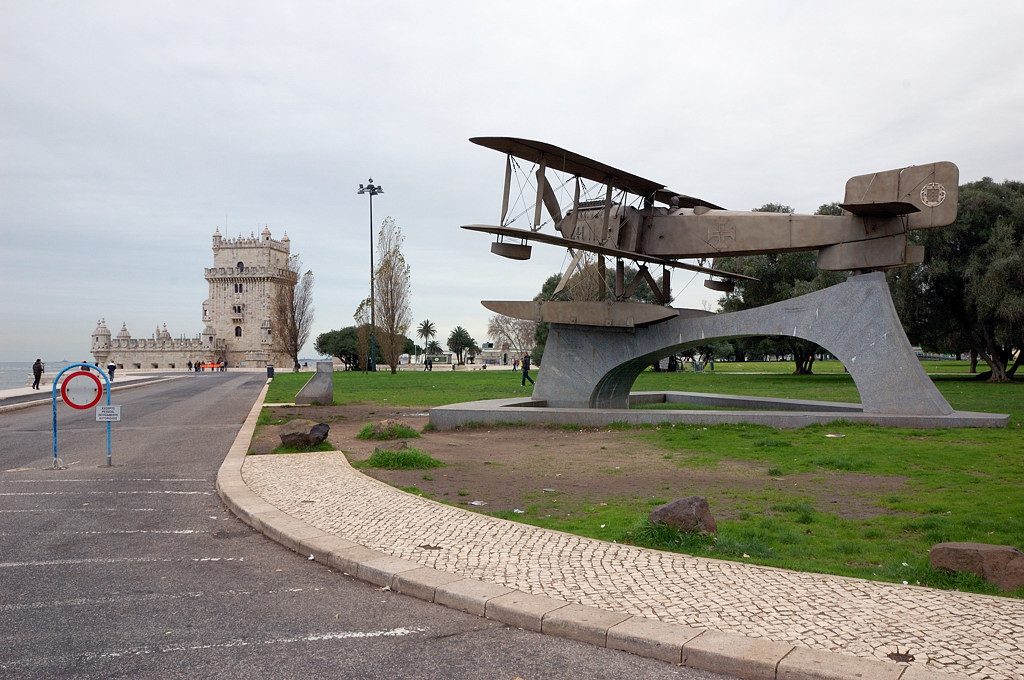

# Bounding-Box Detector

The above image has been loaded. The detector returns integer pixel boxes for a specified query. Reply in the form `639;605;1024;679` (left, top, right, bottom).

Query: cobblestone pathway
243;451;1024;680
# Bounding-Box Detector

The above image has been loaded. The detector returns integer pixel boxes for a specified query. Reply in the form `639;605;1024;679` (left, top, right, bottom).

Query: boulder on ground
366;419;402;439
279;419;330;449
374;440;408;455
929;542;1024;591
649;496;717;535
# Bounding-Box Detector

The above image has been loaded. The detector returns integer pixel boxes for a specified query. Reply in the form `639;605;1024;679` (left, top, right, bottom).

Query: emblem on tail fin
920;182;947;207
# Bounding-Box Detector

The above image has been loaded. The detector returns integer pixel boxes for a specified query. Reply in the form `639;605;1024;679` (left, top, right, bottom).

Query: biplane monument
430;137;1008;429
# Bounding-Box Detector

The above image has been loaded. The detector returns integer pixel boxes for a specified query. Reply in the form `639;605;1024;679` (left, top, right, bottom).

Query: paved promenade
220;387;1024;680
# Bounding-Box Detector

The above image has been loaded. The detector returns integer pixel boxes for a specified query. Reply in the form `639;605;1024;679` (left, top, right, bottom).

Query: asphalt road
0;373;734;679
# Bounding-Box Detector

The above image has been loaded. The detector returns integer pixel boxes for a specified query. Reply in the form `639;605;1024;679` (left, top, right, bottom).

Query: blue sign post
51;363;113;468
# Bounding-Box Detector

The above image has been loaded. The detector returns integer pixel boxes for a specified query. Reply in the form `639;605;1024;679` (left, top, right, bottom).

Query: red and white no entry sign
61;370;103;410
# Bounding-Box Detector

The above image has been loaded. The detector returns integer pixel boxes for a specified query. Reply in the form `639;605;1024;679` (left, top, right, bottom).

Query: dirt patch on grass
251;404;906;521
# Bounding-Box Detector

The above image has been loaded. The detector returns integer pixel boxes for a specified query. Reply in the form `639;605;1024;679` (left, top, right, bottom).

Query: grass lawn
265;361;1023;596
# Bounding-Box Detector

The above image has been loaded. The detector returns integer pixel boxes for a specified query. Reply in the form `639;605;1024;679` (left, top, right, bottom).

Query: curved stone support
533;272;954;416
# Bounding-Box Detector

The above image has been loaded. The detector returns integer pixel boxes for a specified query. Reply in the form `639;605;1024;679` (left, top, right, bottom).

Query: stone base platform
429;392;1009;430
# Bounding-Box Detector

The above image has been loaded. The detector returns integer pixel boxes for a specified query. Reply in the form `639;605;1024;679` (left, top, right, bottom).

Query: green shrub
356;421;421;440
624;520;715;552
364;447;443;469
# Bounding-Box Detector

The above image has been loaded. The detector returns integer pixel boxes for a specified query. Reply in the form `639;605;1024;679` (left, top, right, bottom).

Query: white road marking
2;586;324;612
0;507;158;513
6;478;208;483
3;626;429;670
0;529;208;537
0;490;212;496
1;556;245;568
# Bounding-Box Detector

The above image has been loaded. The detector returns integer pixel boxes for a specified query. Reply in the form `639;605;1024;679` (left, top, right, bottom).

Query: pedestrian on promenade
32;359;44;389
106;362;116;381
521;353;534;386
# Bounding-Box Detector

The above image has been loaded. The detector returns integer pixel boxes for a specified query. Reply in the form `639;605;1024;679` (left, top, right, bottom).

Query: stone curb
215;385;962;680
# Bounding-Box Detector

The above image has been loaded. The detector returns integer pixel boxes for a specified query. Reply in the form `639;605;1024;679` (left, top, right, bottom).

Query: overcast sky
3;1;1023;363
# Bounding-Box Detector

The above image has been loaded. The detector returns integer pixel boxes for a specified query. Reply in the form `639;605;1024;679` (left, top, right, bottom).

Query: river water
0;361;76;390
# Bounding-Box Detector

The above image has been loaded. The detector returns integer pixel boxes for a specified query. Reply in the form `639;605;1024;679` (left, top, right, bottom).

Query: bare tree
272;254;314;371
487;314;536;354
374;217;412;374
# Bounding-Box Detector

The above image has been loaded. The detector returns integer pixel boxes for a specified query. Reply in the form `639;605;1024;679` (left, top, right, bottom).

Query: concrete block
295;361;334;405
356;556;423;587
258;513;312;544
484;590;569;632
683;630;793;680
245;508;280;534
299;533;360;564
777;646;904;680
277;522;329;554
326;545;389;575
391;567;465;602
434;579;513;617
541;603;631;648
607;616;703;665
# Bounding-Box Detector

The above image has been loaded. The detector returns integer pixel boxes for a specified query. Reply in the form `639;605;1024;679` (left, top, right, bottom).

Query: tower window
236;261;244;271
234;283;243;293
235;326;242;337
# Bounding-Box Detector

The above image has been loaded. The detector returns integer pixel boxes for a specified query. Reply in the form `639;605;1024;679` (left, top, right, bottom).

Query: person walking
107;362;116;381
521;353;534;386
32;359;44;390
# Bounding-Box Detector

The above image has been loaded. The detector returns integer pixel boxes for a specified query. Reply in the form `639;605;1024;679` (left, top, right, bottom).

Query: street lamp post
357;178;382;371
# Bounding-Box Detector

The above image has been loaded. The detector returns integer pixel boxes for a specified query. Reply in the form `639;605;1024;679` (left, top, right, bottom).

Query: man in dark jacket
521;353;534;386
32;359;44;390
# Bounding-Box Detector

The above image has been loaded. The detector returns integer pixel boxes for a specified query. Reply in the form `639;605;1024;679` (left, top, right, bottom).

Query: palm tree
425;340;442;356
447;326;474;365
416;320;436;363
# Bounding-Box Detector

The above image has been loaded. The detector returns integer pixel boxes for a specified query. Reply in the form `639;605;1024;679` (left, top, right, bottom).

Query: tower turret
91;319;111;364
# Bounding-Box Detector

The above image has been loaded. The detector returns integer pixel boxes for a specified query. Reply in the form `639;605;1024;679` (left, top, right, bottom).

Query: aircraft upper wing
462;224;756;281
470;137;724;210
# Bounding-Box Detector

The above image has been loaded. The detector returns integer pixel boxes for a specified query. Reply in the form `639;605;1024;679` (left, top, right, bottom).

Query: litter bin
267;365;274;378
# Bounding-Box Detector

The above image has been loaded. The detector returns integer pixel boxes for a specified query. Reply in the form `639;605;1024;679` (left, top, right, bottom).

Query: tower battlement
212;226;291;253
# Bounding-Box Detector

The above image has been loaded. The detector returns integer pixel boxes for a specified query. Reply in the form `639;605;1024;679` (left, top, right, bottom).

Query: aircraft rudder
843;161;958;228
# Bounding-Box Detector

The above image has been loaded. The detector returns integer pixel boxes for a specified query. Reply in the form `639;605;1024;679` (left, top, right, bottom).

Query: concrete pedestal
295;361;334;405
534;272;952;415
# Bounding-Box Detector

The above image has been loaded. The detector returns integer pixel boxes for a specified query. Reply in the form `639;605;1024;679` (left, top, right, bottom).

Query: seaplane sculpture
463;137;958;328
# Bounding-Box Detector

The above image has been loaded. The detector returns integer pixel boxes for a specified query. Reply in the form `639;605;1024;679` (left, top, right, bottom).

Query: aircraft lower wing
462;224;757;282
482;300;680;328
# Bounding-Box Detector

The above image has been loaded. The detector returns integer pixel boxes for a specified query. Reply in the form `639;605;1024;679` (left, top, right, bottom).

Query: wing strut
602;184;613;245
535;168;562;229
552;249;585;296
500;155;512;225
564;176;580;239
533;157;546;230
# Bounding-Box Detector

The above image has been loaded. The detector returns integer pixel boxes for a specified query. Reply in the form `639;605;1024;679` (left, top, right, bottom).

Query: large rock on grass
279;419;330;449
374;440;408;454
930;542;1024;591
649;496;717;535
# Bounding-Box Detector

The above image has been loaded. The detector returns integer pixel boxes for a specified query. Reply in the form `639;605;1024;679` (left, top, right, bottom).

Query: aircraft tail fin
841;161;958;229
